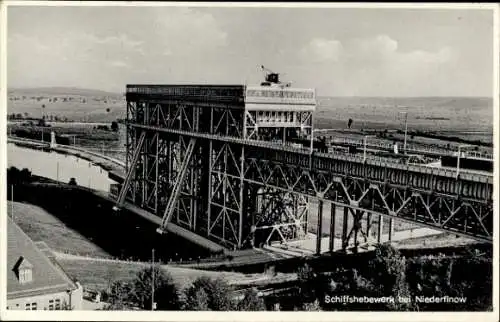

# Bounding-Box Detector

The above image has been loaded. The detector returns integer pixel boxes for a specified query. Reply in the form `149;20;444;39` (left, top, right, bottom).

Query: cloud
303;34;453;66
8;7;228;91
298;34;457;96
152;7;228;55
110;61;128;68
7;7;490;97
300;38;343;62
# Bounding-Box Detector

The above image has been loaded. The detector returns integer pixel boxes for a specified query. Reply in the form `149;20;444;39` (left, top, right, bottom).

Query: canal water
7;143;115;192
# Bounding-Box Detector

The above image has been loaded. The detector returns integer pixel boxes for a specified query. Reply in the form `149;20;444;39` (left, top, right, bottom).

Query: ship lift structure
112;69;493;254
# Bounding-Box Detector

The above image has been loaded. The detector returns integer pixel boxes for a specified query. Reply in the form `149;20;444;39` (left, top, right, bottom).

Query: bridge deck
130;123;493;183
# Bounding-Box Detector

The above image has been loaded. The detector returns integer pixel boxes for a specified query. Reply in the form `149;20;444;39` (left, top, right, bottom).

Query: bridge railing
245;143;492;201
126;123;493;183
331;137;492;159
7;136;126;168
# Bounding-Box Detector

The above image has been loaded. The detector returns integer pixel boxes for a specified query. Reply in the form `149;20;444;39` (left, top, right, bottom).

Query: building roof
7;217;78;299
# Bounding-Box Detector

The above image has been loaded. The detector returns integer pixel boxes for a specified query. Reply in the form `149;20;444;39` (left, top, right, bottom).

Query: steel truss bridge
114;85;493;254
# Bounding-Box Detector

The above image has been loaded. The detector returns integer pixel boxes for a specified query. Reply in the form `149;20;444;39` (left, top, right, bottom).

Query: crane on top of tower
261;65;274;74
260;65;279;84
260;65;292;87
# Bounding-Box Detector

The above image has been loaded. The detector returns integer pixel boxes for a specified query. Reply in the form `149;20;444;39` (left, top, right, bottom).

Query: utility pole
151;248;155;311
456;145;471;178
11;185;14;221
363;135;376;162
399;112;408;155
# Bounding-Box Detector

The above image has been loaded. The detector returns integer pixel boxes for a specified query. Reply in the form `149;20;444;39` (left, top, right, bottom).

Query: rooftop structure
7;216;83;310
126;70;316;147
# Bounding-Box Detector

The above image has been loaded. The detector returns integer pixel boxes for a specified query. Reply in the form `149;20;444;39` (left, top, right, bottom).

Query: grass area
315;96;492;133
57;257;264;291
393;233;478;249
8;201;110;257
387;131;492;150
307;200;419;238
8;94;125;123
7;200;271;292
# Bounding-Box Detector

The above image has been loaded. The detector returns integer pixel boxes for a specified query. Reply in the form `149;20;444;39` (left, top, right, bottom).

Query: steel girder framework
123;95;319;249
241;145;493;246
122;94;493;252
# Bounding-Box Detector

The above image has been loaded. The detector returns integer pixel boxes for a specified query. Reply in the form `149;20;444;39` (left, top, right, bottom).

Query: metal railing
331;137;493;160
127;124;493;181
7;136;126;168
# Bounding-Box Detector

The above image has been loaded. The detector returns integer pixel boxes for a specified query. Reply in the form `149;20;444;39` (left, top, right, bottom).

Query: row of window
22;298;61;310
127;87;241;97
255;111;298;123
246;90;314;99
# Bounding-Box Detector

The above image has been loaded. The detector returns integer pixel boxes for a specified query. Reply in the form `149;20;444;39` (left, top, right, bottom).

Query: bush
105;280;134;310
297;263;317;303
300;299;321;311
184;277;235;311
7;166;33;186
324;268;380;311
130;265;181;310
105;266;181;310
406;254;492;311
237;288;265;311
369;244;413;311
187;288;210;310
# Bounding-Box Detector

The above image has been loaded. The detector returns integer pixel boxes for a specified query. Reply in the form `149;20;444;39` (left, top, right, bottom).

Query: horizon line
7;86;493;99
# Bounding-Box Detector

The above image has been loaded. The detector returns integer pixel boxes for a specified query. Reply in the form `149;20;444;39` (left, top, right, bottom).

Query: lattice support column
377;214;384;243
316;200;323;255
329;203;336;252
207;142;245;249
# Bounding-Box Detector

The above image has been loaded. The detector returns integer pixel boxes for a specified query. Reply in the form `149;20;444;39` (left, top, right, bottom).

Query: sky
7;5;495;97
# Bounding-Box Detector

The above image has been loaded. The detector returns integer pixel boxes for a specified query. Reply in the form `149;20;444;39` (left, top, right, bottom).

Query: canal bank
8;140;119;191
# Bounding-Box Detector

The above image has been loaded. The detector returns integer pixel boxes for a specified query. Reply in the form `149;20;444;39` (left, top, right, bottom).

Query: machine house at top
243;71;316;148
125;70;316;145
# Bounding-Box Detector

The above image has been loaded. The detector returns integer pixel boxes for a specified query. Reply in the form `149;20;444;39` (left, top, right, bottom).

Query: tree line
7;112;69;122
100;243;491;311
9;95;122;104
101;267;267;311
280;244;492;311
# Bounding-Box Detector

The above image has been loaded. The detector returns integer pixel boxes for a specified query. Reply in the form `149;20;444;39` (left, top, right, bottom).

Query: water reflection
8;143;115;192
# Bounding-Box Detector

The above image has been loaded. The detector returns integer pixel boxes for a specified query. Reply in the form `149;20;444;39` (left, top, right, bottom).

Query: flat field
8;201;110;257
56;257;263;291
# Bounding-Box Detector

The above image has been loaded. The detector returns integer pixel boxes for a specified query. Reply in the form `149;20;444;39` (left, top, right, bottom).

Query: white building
6;217;83;310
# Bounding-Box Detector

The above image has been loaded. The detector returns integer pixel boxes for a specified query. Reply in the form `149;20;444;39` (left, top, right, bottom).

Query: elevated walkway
267;228;446;257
